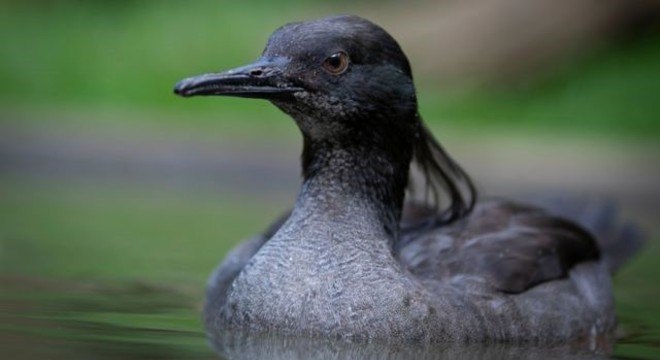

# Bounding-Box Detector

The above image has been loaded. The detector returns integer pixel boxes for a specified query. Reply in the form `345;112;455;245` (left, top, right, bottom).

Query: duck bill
173;57;303;99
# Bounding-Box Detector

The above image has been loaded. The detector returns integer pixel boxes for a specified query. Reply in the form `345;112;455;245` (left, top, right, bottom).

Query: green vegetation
420;36;660;139
0;1;306;106
1;1;659;139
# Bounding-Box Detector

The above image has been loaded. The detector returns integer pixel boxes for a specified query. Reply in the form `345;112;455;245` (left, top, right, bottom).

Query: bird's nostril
250;69;263;76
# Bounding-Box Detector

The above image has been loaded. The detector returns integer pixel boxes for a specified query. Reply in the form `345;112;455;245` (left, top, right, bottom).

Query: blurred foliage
421;35;660;139
1;0;659;138
0;0;308;106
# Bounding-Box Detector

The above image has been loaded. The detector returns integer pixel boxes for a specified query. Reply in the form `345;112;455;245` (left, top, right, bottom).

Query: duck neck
293;130;413;243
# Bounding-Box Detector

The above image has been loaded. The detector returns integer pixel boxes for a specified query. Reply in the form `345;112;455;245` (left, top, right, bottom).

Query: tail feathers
524;195;645;274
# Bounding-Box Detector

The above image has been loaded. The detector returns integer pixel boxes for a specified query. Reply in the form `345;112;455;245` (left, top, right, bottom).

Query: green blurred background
1;0;659;358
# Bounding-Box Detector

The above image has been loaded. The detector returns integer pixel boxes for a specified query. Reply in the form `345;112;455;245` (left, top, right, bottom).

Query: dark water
1;276;658;360
0;277;211;359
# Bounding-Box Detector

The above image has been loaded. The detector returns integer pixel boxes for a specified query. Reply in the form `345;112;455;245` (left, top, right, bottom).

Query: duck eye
322;52;349;75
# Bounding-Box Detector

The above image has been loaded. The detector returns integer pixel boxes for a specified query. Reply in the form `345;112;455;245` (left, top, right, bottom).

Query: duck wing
397;200;601;293
524;195;645;273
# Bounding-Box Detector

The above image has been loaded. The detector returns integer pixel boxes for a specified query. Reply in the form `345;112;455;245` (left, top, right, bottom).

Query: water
1;272;658;359
0;277;214;359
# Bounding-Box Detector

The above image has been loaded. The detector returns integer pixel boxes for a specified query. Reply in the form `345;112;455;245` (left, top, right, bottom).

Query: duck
174;15;642;347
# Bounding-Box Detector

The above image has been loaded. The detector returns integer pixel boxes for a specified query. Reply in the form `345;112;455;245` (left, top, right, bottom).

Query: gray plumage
174;15;643;349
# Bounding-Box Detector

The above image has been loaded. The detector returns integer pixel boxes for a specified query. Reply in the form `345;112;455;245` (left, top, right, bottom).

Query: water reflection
0;276;217;359
2;275;657;359
208;330;609;360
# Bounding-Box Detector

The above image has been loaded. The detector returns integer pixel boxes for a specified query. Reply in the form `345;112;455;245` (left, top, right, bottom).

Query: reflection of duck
175;15;642;346
209;330;609;360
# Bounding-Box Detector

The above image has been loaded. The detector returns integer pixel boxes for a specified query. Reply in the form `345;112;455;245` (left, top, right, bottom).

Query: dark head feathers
266;15;413;79
276;16;476;224
176;14;477;225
